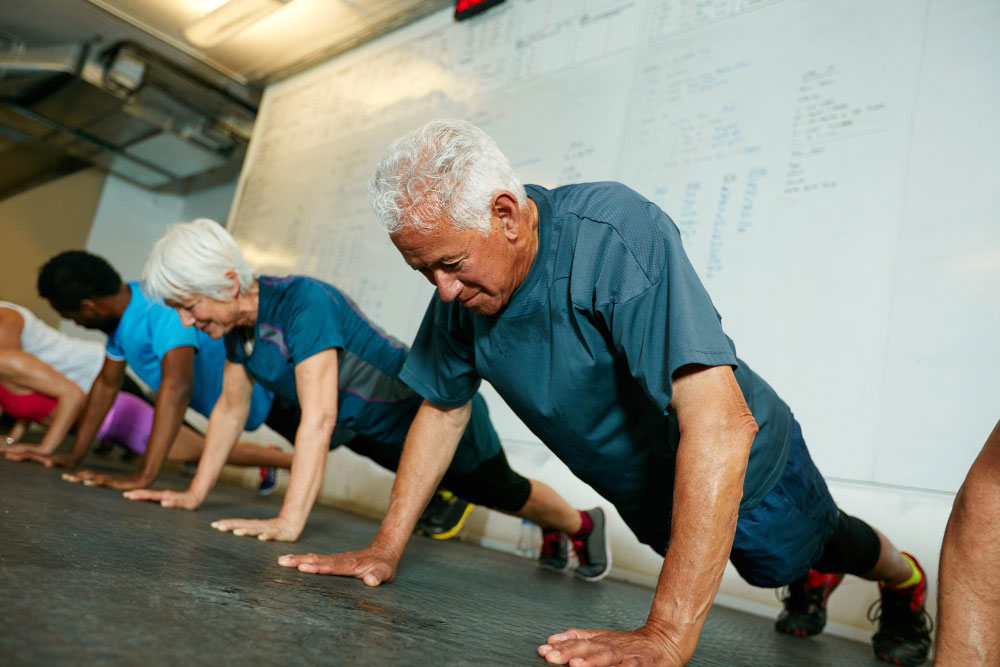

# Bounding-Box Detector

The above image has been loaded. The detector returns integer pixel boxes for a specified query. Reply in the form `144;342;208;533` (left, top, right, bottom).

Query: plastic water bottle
516;518;539;559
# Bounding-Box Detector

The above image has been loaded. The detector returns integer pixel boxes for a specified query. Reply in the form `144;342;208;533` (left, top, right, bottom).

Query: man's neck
106;282;134;318
513;197;541;287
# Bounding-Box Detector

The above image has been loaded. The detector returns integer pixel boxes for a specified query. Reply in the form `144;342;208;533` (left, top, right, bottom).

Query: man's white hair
368;119;526;235
142;219;255;303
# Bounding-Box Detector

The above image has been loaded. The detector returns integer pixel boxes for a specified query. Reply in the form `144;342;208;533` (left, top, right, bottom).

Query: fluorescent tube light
184;0;293;48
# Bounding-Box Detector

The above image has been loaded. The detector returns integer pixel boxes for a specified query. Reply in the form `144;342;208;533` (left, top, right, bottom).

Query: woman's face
171;294;242;339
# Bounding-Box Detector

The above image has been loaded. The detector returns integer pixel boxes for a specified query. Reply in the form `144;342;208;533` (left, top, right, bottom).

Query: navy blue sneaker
258;466;279;495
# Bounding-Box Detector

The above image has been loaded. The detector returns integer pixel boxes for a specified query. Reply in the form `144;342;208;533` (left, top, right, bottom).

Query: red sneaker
869;552;932;666
776;569;845;637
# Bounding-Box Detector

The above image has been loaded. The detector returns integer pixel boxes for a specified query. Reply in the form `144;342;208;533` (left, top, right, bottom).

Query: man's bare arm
935;419;1000;666
65;346;196;490
541;364;757;666
277;398;471;580
647;364;757;654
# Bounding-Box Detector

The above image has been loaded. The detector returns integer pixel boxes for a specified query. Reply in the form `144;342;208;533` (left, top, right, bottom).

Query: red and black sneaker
869;552;932;666
570;507;611;581
776;569;845;637
539;528;569;572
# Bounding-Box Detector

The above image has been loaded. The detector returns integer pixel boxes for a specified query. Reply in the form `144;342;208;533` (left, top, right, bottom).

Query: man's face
57;304;119;335
391;218;520;316
169;295;240;339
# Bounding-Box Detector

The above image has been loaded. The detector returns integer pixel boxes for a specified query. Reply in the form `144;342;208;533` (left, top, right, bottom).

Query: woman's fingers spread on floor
123;489;161;501
211;517;302;542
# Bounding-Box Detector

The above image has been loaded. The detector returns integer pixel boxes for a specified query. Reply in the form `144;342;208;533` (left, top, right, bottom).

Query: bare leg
512;479;583;534
860;528;915;586
166;425;293;469
226;442;293;468
935;420;1000;666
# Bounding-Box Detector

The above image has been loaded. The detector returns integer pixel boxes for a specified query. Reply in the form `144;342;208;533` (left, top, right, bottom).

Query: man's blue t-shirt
106;282;273;430
399;182;793;552
222;275;499;472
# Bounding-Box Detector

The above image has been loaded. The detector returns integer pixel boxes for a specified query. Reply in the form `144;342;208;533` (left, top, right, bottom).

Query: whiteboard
228;0;1000;493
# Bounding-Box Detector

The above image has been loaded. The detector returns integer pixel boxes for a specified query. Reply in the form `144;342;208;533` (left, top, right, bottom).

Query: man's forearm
69;380;120;461
134;381;191;484
647;421;756;658
370;400;470;557
936;421;1000;665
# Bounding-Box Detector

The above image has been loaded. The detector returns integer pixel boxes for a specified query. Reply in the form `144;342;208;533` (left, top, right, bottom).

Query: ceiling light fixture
184;0;293;48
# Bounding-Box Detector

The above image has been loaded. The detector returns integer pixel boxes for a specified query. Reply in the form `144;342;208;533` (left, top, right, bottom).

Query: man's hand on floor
278;545;398;587
538;625;686;667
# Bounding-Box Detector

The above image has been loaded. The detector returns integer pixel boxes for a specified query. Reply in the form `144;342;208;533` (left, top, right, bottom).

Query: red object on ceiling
455;0;505;21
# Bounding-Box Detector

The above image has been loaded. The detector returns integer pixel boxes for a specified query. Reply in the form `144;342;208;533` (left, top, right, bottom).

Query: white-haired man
278;120;932;666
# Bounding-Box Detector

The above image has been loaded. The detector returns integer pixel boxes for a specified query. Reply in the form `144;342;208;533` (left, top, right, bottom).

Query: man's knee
813;511;881;576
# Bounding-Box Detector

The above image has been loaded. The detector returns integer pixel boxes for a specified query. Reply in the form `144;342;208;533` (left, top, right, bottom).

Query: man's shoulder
547;181;651;220
548;182;671;306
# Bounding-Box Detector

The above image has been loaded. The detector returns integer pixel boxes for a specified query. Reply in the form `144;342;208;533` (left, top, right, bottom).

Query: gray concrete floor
0;451;883;666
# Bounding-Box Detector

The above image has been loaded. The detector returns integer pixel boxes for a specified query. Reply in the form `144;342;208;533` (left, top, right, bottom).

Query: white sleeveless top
0;302;105;392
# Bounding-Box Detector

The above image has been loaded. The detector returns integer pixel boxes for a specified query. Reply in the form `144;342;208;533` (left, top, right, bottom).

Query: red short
0;384;57;423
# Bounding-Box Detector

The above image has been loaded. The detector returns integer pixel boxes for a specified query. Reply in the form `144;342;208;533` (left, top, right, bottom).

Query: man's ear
224;268;241;297
79;299;100;317
492;191;521;242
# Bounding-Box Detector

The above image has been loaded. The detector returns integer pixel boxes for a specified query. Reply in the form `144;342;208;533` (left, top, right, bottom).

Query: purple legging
94;391;155;455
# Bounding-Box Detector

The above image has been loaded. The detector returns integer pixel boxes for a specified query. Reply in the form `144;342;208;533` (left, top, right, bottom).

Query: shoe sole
428;502;475;540
539;558;570;573
875;651;928;667
575;508;612;582
776;625;821;638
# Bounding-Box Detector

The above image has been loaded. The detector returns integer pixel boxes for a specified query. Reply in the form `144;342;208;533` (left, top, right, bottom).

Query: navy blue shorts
729;420;839;588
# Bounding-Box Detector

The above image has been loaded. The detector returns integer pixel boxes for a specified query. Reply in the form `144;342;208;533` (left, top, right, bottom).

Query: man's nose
432;270;463;302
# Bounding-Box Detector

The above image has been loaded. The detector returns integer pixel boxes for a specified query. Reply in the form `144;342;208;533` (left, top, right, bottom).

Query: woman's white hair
142;219;255;303
368;119;526;235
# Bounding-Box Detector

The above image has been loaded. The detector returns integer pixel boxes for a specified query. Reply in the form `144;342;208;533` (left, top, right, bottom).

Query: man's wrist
134;470;158;487
369;532;405;563
643;615;699;659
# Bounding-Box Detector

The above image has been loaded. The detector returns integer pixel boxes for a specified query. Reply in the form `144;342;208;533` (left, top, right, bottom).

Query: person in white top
0;302;96;454
0;301;104;391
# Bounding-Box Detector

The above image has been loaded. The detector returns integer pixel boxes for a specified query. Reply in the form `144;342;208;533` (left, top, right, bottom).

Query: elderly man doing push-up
277;120;932;666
